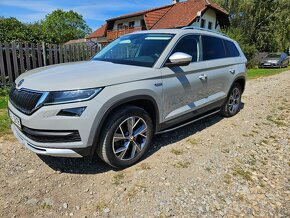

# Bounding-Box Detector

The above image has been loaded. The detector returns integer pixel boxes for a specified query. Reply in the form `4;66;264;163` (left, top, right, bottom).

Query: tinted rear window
224;40;240;57
202;35;226;60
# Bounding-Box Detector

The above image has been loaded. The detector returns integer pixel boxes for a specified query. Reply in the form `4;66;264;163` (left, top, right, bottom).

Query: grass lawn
0;66;289;137
0;92;10;137
247;66;290;80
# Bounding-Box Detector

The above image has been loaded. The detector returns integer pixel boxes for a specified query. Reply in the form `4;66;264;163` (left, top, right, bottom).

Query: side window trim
161;33;202;68
223;39;230;57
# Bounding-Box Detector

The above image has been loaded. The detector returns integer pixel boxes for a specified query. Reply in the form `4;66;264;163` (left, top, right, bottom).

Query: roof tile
86;23;107;39
152;0;221;29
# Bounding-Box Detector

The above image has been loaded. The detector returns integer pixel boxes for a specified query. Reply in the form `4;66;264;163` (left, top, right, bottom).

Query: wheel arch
233;76;246;93
89;95;160;157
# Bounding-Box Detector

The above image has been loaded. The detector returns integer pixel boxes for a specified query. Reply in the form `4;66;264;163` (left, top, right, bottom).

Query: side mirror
165;52;192;67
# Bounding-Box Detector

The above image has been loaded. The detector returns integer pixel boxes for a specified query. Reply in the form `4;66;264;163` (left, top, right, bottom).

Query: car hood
15;61;159;91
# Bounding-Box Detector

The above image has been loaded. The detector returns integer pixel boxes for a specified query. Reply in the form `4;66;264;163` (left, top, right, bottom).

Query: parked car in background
259;52;289;68
8;27;247;168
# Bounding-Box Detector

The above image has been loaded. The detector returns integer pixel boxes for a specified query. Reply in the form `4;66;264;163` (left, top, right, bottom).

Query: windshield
266;53;281;58
92;33;174;67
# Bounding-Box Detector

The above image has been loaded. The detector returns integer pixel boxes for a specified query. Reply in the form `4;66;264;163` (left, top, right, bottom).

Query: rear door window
224;40;240;57
202;35;226;60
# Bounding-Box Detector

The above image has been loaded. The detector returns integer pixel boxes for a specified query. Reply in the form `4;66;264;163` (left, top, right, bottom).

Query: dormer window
200;19;205;28
208;21;213;30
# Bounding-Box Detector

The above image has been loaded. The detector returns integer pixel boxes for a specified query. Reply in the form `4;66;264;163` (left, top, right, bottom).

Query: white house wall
190;8;220;31
113;15;143;30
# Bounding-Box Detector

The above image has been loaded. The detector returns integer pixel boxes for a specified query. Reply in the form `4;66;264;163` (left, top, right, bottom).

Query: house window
129;21;135;28
208;21;213;30
200;19;206;28
117;23;123;29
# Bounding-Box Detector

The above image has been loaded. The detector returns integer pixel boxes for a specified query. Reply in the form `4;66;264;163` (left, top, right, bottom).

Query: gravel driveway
0;71;289;218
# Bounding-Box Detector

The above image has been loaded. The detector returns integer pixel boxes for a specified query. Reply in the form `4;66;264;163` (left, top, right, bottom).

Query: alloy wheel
112;116;148;161
228;87;241;114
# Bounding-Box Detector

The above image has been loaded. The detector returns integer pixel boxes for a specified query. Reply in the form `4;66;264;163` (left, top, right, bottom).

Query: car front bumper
260;63;280;68
12;124;85;157
8;98;104;157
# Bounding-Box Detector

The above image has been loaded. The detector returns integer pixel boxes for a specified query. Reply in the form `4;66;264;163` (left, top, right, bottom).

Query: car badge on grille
17;79;24;88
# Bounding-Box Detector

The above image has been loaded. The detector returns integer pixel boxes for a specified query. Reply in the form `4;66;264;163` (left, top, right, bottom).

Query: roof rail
181;26;228;37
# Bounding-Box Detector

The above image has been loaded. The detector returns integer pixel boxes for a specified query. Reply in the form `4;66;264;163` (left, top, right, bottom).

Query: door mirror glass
166;52;192;67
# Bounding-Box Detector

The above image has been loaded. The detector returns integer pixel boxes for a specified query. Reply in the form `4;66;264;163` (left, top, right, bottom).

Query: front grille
9;85;44;115
22;126;81;143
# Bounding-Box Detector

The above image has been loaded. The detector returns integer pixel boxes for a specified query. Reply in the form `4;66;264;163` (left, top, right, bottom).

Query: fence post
82;44;85;61
42;42;47;66
78;44;81;61
0;43;6;85
19;43;25;74
31;43;37;69
73;45;76;62
24;42;31;70
54;44;58;64
48;44;53;65
64;45;67;63
11;42;19;78
37;43;43;67
4;43;13;83
69;45;72;62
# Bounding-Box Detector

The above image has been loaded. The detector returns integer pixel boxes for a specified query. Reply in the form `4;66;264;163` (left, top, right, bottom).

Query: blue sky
0;0;171;31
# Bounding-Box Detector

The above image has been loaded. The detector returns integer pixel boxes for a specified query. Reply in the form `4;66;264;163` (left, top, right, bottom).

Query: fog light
57;107;86;117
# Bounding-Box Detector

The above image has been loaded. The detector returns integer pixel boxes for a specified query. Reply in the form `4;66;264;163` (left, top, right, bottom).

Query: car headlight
44;88;102;105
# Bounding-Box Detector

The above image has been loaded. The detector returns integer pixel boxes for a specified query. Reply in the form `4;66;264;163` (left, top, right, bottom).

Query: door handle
199;74;207;80
229;68;235;74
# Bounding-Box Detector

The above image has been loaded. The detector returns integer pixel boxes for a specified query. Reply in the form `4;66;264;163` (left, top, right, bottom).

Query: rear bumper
12;124;90;157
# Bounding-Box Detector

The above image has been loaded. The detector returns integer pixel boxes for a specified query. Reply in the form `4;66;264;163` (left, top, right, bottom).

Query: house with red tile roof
86;0;229;46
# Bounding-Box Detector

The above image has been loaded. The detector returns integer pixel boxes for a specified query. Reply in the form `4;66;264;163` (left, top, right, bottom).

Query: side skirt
156;98;225;134
156;109;220;134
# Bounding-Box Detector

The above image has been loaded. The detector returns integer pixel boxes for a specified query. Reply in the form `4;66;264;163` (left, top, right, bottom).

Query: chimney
172;0;180;4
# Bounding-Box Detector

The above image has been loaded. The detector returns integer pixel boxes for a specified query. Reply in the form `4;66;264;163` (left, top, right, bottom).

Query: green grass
247;66;290;80
0;95;8;109
0;89;11;137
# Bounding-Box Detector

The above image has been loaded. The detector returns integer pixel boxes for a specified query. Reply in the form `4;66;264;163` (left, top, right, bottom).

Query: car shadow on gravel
147;114;224;157
38;103;244;174
149;102;244;157
38;155;111;174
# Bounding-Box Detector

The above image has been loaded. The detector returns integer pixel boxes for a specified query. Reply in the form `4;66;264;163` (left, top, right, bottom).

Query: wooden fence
0;42;100;86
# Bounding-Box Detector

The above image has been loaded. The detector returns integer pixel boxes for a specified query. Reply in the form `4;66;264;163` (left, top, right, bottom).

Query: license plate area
8;110;22;129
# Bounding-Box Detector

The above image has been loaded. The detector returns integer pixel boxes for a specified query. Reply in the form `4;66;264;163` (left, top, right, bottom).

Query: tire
97;105;153;168
220;83;242;117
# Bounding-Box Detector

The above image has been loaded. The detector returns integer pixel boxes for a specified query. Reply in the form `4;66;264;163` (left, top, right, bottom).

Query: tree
0;10;92;44
214;0;290;53
0;17;28;42
41;10;92;44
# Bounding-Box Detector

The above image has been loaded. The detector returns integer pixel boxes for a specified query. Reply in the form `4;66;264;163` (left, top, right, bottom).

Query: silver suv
8;28;247;168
